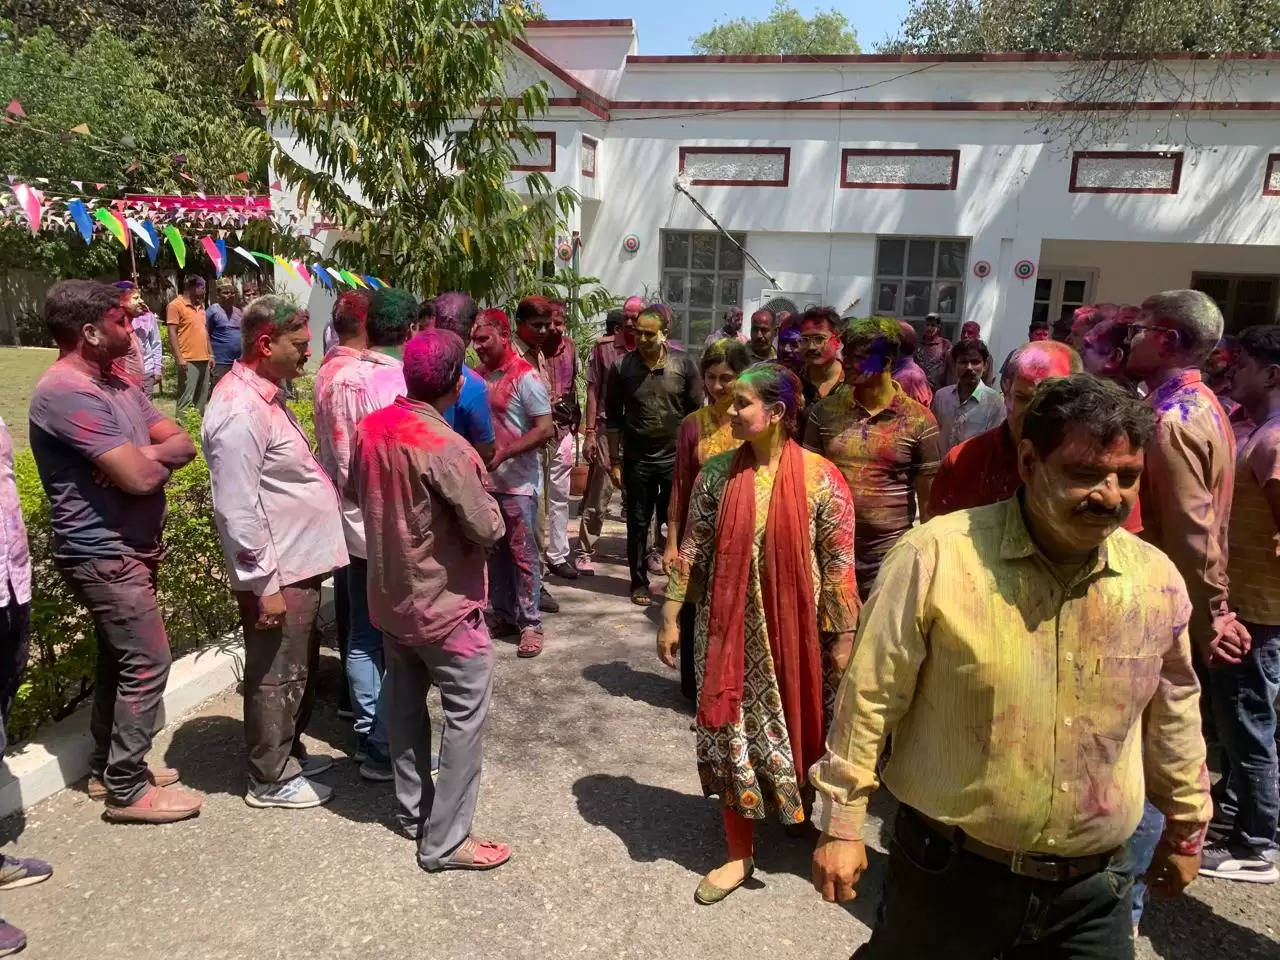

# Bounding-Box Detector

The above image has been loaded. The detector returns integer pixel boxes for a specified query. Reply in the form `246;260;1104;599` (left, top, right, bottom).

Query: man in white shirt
932;339;1005;452
203;295;348;810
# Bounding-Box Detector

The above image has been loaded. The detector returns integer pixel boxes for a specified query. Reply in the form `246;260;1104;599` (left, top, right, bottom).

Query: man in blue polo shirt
207;278;243;391
429;291;496;464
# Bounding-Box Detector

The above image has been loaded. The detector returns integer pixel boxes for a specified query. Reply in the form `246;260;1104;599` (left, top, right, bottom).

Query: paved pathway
0;523;1276;959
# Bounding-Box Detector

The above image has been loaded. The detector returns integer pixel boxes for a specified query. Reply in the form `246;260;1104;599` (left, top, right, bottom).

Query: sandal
517;628;544;658
694;859;755;905
630;587;652;607
431;835;511;872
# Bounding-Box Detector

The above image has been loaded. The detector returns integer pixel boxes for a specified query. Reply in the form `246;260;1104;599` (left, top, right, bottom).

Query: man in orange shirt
166;275;212;418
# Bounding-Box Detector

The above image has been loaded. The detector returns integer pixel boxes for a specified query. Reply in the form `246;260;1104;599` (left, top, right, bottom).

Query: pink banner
124;194;271;214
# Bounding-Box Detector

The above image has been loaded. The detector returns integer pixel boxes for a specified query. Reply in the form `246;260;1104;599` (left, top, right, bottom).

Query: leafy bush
8;374;318;743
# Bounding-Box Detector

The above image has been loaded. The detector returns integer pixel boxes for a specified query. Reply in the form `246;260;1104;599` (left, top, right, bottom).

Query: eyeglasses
799;335;832;347
1126;322;1169;341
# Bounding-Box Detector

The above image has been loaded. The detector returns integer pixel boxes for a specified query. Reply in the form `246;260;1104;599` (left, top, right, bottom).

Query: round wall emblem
973;260;991;279
556;240;573;261
1014;259;1036;280
622;233;640;254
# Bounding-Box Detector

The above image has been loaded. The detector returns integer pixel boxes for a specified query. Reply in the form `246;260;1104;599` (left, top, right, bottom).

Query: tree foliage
884;0;1279;54
243;0;583;305
883;0;1280;145
691;1;860;56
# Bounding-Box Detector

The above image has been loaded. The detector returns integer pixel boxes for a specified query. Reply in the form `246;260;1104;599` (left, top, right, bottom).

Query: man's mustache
1073;501;1124;521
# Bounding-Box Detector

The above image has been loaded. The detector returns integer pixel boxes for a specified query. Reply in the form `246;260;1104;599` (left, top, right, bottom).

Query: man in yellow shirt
166;275;212;418
810;373;1210;959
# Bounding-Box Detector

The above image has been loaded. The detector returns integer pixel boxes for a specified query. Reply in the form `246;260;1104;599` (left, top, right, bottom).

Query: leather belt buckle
1009;850;1027;876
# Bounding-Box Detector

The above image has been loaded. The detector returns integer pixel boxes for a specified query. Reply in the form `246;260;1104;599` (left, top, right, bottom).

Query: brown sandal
630;588;652;606
432;835;511;872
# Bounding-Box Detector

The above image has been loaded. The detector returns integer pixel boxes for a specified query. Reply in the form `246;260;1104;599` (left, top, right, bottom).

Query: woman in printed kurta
664;338;752;700
658;363;859;905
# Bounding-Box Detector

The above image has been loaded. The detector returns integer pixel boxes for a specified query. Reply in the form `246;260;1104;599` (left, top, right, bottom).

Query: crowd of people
0;275;1273;958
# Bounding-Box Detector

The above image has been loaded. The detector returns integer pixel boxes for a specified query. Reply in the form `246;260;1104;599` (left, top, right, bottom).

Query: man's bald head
897;320;918;357
1003;341;1083;443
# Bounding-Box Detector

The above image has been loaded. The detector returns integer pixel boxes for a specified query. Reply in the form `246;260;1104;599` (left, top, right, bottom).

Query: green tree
883;0;1280;145
244;0;583;303
691;1;860;56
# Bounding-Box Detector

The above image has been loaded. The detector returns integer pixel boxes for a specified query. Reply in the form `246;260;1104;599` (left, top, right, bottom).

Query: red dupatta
698;438;825;785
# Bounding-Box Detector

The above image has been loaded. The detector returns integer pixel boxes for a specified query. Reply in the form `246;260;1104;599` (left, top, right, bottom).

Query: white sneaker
245;775;333;809
1198;843;1279;883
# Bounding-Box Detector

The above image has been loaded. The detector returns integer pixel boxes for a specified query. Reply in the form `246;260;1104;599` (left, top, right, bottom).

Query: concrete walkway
1;523;1276;959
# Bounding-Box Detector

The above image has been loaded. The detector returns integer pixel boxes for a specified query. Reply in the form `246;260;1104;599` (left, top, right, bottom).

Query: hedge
8;377;316;743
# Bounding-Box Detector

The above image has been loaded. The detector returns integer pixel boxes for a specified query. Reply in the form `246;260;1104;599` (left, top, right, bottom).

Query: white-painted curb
0;642;245;818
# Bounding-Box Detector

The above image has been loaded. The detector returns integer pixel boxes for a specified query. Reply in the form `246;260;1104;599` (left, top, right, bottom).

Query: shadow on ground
580;660;692;716
1142;891;1279;959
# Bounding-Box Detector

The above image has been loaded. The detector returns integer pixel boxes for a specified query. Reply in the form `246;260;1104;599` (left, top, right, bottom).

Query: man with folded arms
811;374;1211;959
30;280;201;823
204;296;348;810
350;329;510;872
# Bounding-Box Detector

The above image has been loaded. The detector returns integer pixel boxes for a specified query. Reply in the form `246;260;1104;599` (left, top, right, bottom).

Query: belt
911;809;1117;883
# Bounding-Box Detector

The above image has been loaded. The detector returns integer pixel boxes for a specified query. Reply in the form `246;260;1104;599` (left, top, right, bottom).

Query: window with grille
1193;273;1279;333
661;230;746;348
873;237;968;327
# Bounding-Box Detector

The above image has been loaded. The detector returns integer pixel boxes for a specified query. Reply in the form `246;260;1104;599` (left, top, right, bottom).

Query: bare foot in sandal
429;835;511;872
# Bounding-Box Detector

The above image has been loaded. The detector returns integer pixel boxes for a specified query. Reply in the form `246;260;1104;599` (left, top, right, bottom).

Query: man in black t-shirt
29;280;203;825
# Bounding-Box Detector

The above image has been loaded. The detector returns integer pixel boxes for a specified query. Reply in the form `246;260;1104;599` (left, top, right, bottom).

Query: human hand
830;632;855;673
178;360;189;371
662;542;680;577
657;619;679;669
256;591;287;630
583;433;599;465
1210;607;1251;665
609;464;623;489
487;445;507;472
812;835;868;902
1145;844;1200;898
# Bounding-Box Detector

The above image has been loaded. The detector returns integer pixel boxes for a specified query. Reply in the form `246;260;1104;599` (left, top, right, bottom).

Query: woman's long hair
737;362;805;439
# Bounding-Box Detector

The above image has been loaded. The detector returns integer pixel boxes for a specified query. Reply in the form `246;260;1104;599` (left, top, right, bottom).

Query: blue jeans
1126;801;1164;929
1209;620;1280;851
346;558;388;760
489;493;541;630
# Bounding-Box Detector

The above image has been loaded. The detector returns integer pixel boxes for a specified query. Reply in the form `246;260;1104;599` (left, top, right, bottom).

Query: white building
274;18;1280;363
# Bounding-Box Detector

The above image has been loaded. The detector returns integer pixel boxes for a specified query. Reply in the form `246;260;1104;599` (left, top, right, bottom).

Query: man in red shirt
929;342;1142;534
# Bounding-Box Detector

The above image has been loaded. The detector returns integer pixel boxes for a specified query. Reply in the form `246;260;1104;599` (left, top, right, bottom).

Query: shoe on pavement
1199;843;1279;883
294;751;334;778
547;560;579;580
630;587;652;607
87;765;180;802
485;616;520;640
359;758;395;782
574;554;595;577
103;784;203;824
538;588;560;614
0;920;25;956
244;775;333;810
0;856;52;891
427;835;511;872
517;628;544;658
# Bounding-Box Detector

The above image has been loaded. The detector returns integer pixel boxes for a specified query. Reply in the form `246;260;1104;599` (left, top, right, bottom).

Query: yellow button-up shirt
810;496;1210;858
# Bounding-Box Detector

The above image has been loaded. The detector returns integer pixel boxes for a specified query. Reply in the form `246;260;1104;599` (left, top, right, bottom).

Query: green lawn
0;346;179;449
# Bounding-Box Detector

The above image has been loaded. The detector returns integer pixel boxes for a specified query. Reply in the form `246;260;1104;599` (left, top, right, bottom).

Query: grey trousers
176;360;211;419
575;451;615;559
384;612;494;870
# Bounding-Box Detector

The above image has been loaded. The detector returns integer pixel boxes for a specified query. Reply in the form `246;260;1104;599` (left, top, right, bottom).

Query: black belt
911;808;1117;883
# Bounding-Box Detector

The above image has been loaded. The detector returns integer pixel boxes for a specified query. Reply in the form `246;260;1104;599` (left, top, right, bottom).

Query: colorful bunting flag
215;238;227;273
11;184;43;235
142;220;160;265
311;265;333;289
69;123;91;136
92;207;128;247
200;236;224;275
272;255;301;282
294;261;312;286
68;199;93;244
233;245;259;268
125;217;153;248
362;275;381;289
163;224;185;267
4;100;24;118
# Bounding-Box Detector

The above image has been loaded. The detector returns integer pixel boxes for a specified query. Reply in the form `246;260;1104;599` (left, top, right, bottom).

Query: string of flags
0;180;388;289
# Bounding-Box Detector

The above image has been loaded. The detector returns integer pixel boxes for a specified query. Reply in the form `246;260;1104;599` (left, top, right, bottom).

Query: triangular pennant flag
340;269;365;288
250;251;276;265
232;172;249;183
93;182;105;190
311;265;333;289
70;179;83;191
272;255;300;282
233;245;259;268
93;207;129;247
69;123;91;136
125;217;153;248
4;100;24;118
361;275;381;289
201;236;224;276
124;162;140;175
326;266;346;286
294;261;312;286
11;184;42;235
270;179;282;192
142;220;160;265
67;199;93;244
162;224;186;268
215;238;227;273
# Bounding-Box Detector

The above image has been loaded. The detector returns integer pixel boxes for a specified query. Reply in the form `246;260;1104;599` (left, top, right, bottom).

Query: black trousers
678;601;696;702
0;594;31;756
333;567;351;714
622;457;672;590
855;808;1134;960
59;556;172;805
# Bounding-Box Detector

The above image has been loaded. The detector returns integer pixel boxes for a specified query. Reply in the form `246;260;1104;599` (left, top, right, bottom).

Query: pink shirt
314;349;406;558
0;417;31;606
203;361;347;595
